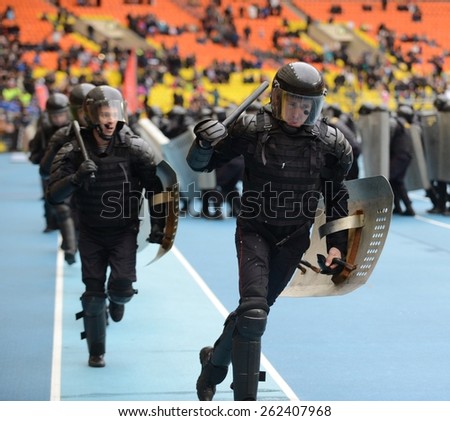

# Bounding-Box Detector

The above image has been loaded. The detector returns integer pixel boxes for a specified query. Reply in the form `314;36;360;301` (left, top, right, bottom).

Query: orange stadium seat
295;0;450;74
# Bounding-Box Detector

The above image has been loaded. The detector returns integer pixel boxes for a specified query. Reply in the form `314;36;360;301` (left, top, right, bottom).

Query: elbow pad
47;176;77;205
320;125;353;181
186;140;214;172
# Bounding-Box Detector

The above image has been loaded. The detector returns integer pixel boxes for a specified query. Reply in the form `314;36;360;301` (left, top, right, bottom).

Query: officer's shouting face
98;105;119;138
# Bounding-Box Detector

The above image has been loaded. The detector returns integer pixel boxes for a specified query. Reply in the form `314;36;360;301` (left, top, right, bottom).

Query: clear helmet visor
48;109;71;128
86;99;128;126
271;87;324;126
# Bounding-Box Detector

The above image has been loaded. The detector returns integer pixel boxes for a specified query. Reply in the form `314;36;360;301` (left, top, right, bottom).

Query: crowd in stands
1;1;450;153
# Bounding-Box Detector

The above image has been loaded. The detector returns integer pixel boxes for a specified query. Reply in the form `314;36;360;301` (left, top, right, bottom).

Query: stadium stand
3;0;450;134
295;0;450;74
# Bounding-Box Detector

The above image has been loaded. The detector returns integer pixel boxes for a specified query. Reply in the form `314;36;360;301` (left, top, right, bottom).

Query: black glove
317;254;344;275
147;222;165;244
72;159;97;186
193;119;228;148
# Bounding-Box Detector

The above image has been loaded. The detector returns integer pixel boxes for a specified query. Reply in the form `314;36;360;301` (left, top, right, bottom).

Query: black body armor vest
75;135;143;228
239;109;331;226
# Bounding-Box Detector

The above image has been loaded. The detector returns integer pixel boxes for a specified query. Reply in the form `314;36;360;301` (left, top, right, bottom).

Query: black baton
222;80;269;128
73;120;95;182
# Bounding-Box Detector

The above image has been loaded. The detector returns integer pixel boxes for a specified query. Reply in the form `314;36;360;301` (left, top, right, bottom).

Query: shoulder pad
230;112;257;136
50;124;72;143
119;124;136;139
59;140;76;154
128;134;160;165
316;121;353;179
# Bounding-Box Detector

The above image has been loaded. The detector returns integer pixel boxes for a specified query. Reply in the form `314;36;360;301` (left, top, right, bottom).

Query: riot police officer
29;93;72;232
426;95;450;215
47;86;167;368
187;62;353;400
40;83;95;264
389;104;415;216
323;103;361;180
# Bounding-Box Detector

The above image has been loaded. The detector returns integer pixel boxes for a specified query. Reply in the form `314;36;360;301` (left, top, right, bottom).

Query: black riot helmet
45;93;70;128
270;62;327;126
397;104;414;124
434;94;450;112
46;92;69;115
83;85;128;139
69;83;95;121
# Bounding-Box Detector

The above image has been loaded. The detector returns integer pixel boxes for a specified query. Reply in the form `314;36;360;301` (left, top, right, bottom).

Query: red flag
122;49;138;114
35;82;49;112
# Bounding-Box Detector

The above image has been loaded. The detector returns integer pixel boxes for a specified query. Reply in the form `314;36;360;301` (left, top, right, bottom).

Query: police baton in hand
73;120;95;182
221;80;269;128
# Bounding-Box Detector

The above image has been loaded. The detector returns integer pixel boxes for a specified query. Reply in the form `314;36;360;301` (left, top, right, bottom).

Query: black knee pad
235;308;268;340
107;280;136;305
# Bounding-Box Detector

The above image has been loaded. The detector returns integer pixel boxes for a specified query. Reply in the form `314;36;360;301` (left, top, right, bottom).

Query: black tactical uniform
389;105;415;216
323;103;361;180
40;84;96;264
187;62;353;400
47;86;166;368
29;93;71;232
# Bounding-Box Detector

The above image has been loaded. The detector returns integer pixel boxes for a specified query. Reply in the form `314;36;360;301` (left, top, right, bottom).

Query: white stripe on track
172;246;300;401
49;240;300;401
414;215;450;229
50;235;64;401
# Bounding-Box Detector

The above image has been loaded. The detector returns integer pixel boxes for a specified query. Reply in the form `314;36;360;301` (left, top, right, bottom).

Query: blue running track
1;152;450;403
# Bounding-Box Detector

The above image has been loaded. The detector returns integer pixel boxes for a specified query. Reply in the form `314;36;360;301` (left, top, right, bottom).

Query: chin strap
95;125;114;141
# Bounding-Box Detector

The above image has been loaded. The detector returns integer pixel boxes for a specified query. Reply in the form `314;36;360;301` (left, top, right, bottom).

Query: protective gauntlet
193;119;228;148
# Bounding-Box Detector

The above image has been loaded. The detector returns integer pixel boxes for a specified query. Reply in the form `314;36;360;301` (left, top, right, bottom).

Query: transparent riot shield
437;111;450;181
405;123;431;191
419;110;440;181
357;109;390;178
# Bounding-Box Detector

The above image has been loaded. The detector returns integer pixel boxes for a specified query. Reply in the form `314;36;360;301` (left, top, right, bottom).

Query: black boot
108;300;125;322
196;346;228;401
403;206;415;216
80;295;107;368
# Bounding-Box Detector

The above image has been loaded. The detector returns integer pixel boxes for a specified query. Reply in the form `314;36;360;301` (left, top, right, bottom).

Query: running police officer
40;83;96;264
29;93;72;232
187;62;353;400
47;86;166;368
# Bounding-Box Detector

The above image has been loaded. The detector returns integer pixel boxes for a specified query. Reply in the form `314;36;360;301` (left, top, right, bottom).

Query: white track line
172;246;300;401
50;235;65;401
414;215;450;229
50;240;300;401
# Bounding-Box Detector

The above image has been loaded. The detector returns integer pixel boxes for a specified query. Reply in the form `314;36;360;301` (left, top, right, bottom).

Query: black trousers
235;218;310;308
209;218;311;373
78;223;138;295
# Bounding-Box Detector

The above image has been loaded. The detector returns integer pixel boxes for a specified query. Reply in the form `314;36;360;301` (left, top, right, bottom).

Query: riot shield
437;111;450;181
281;175;393;298
162;127;216;204
405;123;431;191
358;109;390;178
419;110;441;181
137;160;179;265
